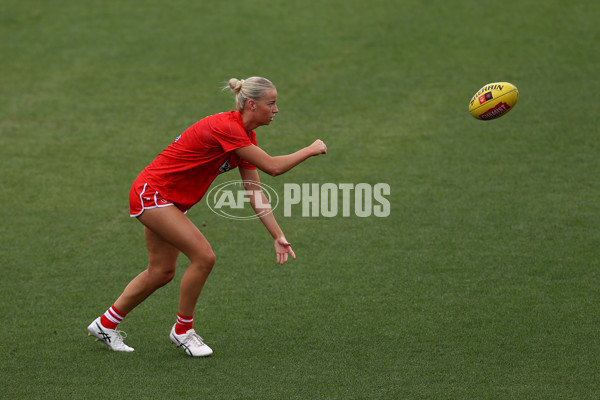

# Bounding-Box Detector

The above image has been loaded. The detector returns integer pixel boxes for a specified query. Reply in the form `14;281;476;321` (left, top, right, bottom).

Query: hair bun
225;76;275;112
228;78;244;94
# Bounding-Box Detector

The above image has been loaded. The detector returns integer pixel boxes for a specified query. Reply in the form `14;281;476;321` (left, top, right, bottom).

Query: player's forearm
267;147;313;176
235;140;326;177
247;189;283;239
259;209;284;240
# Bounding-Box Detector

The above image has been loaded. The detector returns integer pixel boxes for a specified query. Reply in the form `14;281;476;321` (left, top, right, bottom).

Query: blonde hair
226;77;276;112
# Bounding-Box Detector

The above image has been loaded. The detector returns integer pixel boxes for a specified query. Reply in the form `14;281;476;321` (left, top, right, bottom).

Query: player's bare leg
113;225;180;314
137;206;215;357
136;206;215;315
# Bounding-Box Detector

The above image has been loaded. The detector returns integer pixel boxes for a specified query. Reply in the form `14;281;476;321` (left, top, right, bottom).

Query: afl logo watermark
206;180;279;220
206;181;391;220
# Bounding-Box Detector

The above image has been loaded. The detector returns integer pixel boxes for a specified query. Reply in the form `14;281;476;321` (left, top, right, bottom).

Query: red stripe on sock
110;305;126;320
100;305;126;330
175;313;193;335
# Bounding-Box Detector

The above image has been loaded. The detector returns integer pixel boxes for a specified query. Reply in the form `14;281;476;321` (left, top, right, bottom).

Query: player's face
255;89;278;125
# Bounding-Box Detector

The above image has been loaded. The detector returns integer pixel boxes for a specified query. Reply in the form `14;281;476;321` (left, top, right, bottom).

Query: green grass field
1;0;599;398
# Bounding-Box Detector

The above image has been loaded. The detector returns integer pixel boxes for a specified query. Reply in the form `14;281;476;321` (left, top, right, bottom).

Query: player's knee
207;250;216;266
192;250;216;272
202;250;216;270
149;266;176;287
162;268;177;284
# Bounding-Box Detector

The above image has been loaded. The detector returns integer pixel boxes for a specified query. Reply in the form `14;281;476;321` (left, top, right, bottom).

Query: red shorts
129;177;187;217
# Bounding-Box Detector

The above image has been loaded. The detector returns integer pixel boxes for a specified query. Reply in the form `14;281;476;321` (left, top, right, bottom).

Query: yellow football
469;82;519;120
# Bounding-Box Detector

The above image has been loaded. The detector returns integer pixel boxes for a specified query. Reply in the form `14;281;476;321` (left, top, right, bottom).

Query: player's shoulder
207;110;240;123
208;111;244;132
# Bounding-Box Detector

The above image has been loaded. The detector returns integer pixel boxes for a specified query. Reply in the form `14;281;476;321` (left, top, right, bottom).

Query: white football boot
87;317;134;352
169;324;213;357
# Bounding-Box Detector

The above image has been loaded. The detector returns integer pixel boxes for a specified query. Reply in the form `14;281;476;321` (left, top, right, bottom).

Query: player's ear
246;99;257;112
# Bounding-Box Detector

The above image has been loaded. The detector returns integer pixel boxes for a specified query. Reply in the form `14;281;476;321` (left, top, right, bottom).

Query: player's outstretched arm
239;167;296;264
234;140;326;177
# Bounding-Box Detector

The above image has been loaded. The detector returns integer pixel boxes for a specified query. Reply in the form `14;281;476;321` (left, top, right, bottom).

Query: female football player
88;77;327;356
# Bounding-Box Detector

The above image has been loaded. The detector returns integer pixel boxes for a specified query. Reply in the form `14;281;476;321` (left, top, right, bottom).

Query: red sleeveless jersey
139;111;256;210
